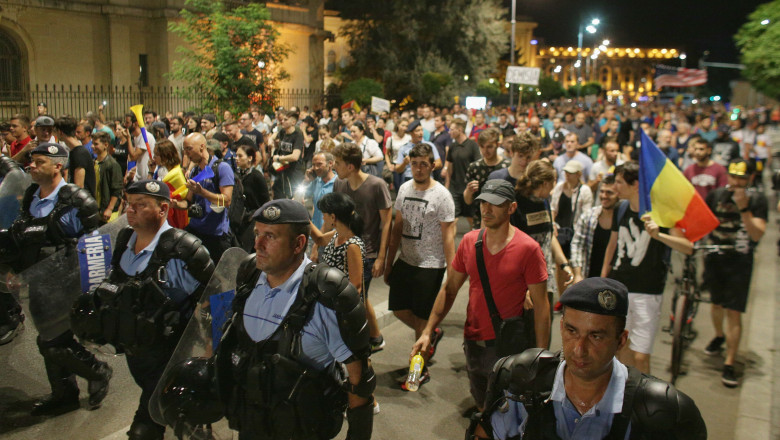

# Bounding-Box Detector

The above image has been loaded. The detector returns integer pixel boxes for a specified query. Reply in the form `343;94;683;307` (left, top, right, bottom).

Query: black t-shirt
234;135;256;150
69;144;97;197
277;128;305;173
705;187;768;254
511;195;553;238
113;140;128;175
608;207;669;294
303;128;319;162
241;128;263;147
588;223;611;278
556;192;574;228
446;138;481;193
488;168;517;186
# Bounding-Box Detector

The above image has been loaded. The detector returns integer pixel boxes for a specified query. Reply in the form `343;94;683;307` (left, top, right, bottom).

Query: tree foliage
735;0;780;99
342;78;384;108
333;0;508;105
168;0;290;114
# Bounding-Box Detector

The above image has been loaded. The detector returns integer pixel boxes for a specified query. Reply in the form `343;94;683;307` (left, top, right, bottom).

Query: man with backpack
183;132;235;263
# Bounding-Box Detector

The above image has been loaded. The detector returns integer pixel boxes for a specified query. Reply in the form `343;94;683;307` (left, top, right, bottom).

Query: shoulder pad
57;184;100;233
632;375;707;439
0;156;21;177
305;263;370;360
236;253;259;287
484;348;559;412
156;228;215;284
22;184;39;213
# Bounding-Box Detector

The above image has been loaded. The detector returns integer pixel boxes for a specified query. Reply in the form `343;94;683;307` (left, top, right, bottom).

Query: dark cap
202;114;216;124
559;277;629;317
31;142;68;158
252;199;310;224
406;119;421;133
302;115;316;127
475;179;515;205
35;116;55;127
728;159;753;177
37;102;47;108
126;179;171;201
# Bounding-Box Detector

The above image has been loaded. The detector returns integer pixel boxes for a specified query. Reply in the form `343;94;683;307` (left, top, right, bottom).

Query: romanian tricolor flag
638;130;719;242
341;100;361;113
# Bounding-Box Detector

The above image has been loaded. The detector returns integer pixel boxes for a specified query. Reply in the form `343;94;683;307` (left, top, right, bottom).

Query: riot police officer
2;143;112;416
213;199;375;439
72;179;214;439
0;155;28;344
473;277;707;440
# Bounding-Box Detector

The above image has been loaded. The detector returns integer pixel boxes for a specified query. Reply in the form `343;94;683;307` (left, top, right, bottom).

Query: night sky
508;0;767;94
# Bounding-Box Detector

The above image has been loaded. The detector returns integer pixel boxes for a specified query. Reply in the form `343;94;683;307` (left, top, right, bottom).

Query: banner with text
506;66;541;86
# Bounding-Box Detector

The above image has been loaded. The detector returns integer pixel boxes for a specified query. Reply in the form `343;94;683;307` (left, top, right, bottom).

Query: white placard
506;66;541;86
465;96;487;110
371;96;391;113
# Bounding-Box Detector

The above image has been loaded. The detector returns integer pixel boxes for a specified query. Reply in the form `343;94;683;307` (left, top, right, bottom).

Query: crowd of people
0;96;775;439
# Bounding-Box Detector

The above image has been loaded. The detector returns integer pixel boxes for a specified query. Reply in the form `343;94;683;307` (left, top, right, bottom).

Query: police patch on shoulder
47;145;58;154
598;290;617;311
145;181;161;193
263;206;281;221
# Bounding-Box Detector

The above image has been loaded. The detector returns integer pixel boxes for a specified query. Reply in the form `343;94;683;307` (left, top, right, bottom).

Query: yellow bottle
405;352;425;392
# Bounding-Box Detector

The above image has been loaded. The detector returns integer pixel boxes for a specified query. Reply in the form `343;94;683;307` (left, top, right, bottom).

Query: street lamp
679;52;687;68
509;0;517;109
577;18;600;100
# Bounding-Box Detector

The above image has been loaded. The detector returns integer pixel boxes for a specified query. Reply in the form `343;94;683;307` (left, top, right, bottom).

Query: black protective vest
215;264;348;440
94;227;197;355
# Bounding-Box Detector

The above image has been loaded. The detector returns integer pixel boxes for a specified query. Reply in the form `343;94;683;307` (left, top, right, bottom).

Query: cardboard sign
506;66;541;86
371;96;391;113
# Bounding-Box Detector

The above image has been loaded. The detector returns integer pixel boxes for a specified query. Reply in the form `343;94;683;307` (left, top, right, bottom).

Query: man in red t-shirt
412;179;549;413
9;114;32;165
683;135;728;199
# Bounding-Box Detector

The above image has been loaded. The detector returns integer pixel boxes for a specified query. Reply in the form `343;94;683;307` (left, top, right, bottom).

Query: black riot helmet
158;357;224;434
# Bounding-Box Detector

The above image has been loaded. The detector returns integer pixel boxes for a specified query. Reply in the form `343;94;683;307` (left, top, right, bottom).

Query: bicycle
668;244;734;385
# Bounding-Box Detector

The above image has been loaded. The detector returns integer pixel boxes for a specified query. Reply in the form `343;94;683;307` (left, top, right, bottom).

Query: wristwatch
739;206;750;213
559;262;571;270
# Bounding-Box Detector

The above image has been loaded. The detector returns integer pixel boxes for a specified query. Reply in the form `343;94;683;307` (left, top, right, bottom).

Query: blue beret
126;179;171;201
31;142;68;158
252;199;310;224
559;278;629;317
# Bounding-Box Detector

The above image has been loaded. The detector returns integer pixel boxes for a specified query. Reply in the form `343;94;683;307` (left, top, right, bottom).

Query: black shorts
703;252;753;313
451;190;473;219
388;259;446;319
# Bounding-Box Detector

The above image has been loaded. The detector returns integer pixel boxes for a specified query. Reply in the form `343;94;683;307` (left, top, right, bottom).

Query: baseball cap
475;179;515;205
559;277;629;317
563;160;584;174
252;199;310;224
727;159;753;177
126;179;171;201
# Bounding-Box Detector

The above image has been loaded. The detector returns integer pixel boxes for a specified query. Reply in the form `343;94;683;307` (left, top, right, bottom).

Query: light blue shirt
306;174;335;230
394;140;441;179
118;221;201;305
553;152;594;184
29;178;83;237
243;256;353;370
492;358;630;440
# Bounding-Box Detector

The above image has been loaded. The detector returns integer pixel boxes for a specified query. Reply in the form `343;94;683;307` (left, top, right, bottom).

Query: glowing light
489;78;494;84
602;39;610;46
679;53;687;60
586;25;597;34
257;60;266;69
464;75;469;81
530;39;538;45
591;18;600;25
761;19;770;25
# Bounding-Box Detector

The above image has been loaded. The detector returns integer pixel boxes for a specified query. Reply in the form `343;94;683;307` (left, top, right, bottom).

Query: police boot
43;343;113;409
31;357;79;416
127;420;165;440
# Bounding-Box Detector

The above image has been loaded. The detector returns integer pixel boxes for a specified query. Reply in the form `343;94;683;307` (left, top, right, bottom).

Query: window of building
327;50;336;73
0;28;24;97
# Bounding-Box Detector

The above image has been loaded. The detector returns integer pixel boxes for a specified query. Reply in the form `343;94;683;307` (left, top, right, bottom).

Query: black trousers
0;291;21;328
126;350;173;435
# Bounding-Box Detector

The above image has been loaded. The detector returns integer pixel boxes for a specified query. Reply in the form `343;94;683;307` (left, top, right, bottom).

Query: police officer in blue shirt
182;132;235;263
213;199;375;439
72;179;214;440
472;278;707;440
1;143;113;416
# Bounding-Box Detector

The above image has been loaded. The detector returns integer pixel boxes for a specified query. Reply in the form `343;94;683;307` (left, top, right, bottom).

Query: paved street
1;206;777;440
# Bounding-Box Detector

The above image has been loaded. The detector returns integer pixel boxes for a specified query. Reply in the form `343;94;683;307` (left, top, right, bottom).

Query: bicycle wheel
671;294;689;385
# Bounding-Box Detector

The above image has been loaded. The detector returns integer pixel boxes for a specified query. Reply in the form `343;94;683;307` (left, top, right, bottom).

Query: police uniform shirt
187;155;235;236
29;178;84;237
119;221;201;304
491;357;630;440
243;256;353;370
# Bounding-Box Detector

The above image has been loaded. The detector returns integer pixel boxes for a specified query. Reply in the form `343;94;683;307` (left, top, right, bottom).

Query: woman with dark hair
310;192;365;294
235;143;270;251
151;139;189;229
152;139;180;180
186;116;200;135
351;120;384;177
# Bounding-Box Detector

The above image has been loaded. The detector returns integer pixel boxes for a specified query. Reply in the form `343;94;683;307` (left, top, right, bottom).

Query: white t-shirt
394;180;455;268
359;137;383;161
133;132;157;181
420;117;436;134
754;133;770;159
168;132;184;160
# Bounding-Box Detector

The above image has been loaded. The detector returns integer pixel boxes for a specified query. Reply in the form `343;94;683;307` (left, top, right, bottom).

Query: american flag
654;65;707;90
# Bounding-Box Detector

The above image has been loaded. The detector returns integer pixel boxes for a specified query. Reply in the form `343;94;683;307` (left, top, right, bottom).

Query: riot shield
0;166;31;229
12;215;128;341
149;247;248;439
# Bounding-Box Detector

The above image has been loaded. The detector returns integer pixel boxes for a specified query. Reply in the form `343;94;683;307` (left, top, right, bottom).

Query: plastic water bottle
405;352;425;392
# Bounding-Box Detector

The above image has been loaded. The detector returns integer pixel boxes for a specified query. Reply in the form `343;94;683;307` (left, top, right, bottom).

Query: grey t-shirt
334;175;391;258
394;180;455;268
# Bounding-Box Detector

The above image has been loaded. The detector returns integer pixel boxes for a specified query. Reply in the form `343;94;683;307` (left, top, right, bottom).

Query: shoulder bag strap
475;228;503;335
605;365;642;440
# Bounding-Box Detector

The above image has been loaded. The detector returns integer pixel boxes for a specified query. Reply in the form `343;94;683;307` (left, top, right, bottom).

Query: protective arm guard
472;348;560;439
632;377;707;440
57;183;100;234
305;263;371;361
0;228;18;264
155;229;215;285
0;156;21;178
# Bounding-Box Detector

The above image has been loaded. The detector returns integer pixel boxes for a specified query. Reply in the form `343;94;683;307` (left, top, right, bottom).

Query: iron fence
0;84;341;121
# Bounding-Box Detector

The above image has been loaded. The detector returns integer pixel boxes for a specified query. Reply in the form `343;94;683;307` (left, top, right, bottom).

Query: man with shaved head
183;132;235;262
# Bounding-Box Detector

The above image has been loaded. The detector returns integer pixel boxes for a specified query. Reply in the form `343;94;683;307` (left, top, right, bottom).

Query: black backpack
210;160;246;231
